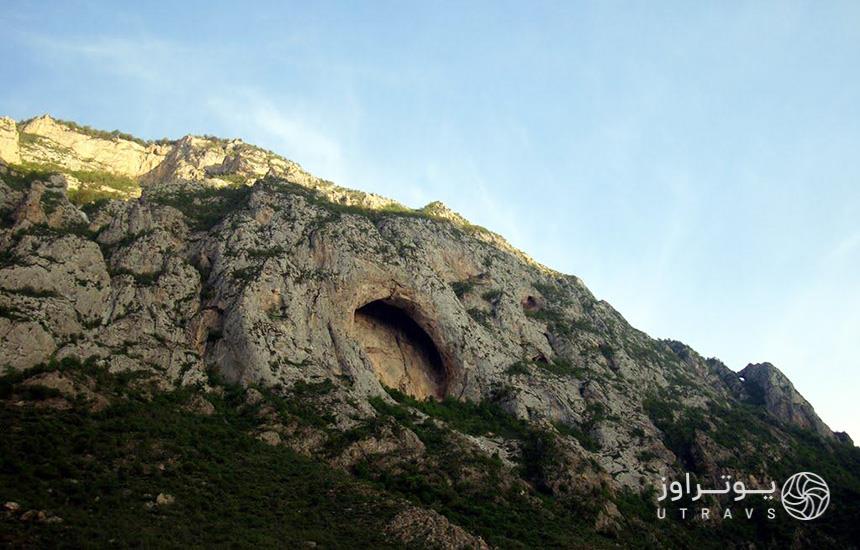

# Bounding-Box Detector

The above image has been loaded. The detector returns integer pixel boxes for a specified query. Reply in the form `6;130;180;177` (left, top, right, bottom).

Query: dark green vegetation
0;359;401;548
2;357;859;548
481;288;502;303
1;164;57;192
642;391;860;547
1;160;492;241
553;402;610;453
149;185;254;230
450;279;475;298
378;387;534;440
66;170;139;205
364;388;615;547
356;387;860;548
5;162;140;205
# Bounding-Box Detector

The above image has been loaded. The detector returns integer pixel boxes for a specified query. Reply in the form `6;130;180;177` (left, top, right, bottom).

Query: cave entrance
353;300;447;400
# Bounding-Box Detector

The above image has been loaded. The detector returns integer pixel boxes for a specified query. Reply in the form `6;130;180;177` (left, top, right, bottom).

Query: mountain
1;115;858;548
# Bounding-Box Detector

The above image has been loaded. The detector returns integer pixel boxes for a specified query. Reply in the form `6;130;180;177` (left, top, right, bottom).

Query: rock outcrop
18;115;168;177
0;117;20;164
385;507;490;549
739;362;834;439
0;116;854;546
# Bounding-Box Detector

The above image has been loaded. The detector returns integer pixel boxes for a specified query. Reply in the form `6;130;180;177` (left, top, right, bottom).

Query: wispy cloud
16;31;182;86
206;91;346;183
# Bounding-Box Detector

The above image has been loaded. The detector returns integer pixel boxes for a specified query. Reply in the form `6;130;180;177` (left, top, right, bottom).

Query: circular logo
781;472;830;520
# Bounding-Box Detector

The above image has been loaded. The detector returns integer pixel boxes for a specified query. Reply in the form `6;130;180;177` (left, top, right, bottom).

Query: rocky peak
419;201;469;225
739;362;834;439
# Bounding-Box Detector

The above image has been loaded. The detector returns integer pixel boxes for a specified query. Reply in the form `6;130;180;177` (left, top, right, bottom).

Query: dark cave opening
353;300;447;400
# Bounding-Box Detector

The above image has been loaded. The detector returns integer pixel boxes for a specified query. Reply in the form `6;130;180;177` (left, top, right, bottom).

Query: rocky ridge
1;115;857;548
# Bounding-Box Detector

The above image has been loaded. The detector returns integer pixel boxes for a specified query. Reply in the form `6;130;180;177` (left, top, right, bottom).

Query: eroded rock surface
353;300;448;399
739;362;834;439
0;116;850;515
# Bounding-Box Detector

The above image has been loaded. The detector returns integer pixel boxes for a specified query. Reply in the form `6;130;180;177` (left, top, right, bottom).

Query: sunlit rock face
354;300;448;400
0;117;20;164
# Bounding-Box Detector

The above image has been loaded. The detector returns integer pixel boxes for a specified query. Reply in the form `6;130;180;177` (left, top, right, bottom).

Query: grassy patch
524;307;595;337
5;162;140;206
150;185;253;230
0;165;55;191
380;387;532;440
532;281;572;307
466;307;492;328
505;362;531;376
481;288;502;303
451;280;475;299
261;179;493;237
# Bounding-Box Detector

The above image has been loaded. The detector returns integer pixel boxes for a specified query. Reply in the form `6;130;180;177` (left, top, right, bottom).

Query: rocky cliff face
739;362;838;440
1;116;857;548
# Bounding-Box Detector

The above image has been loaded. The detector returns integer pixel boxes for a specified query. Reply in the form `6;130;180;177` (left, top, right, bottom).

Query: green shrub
1;165;55;191
214;173;249;185
532;281;572;306
0;361;399;548
481;289;502;303
150;185;253;230
505;361;531;376
451;280;475;298
466;307;492;327
644;395;709;469
553;402;606;452
379;387;531;440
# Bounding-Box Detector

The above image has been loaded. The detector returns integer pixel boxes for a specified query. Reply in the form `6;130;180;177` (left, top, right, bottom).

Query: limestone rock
739;362;834;439
155;493;175;506
257;430;282;446
0;319;56;371
18;115;167;177
331;421;426;470
0;117;21;164
3;501;21;513
21;371;109;412
384;506;490;549
184;394;215;416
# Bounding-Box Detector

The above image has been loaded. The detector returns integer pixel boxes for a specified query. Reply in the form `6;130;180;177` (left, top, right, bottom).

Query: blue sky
2;1;858;441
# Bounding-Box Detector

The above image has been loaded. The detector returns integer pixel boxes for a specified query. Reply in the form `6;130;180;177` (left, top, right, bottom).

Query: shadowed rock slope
1;115;858;548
